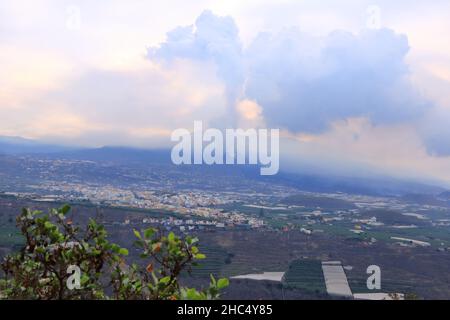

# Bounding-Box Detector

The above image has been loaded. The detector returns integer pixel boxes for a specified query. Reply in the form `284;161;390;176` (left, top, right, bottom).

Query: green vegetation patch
283;259;327;294
189;243;230;278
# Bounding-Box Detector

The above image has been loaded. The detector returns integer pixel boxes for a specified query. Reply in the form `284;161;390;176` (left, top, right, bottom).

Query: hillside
280;194;356;210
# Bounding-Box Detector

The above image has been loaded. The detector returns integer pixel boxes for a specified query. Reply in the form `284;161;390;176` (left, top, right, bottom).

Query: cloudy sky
1;0;450;185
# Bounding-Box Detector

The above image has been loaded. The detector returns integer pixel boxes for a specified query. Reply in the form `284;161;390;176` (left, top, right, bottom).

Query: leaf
159;276;170;284
111;244;120;253
60;204;71;215
119;248;129;256
44;221;54;229
144;228;155;239
194;253;206;260
133;229;142;240
217;278;229;289
186;288;201;300
35;246;45;254
167;232;175;242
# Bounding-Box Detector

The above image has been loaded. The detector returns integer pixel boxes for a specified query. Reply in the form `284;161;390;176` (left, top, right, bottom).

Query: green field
188;242;230;278
282;259;327;294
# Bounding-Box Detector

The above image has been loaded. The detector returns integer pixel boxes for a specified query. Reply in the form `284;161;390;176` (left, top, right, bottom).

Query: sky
1;0;450;185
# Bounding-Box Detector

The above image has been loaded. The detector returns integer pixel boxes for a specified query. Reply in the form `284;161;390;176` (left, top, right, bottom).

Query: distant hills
0;135;448;198
438;191;450;201
402;193;449;207
0;137;171;165
0;136;73;154
265;172;446;198
47;146;172;165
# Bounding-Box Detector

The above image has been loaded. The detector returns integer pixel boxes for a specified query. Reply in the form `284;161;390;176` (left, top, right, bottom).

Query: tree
0;205;228;300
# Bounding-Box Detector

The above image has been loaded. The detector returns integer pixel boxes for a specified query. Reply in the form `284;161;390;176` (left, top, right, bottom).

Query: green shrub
0;205;228;300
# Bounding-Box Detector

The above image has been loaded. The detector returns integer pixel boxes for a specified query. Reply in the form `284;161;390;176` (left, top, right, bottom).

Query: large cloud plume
245;28;429;133
148;10;445;152
148;10;244;125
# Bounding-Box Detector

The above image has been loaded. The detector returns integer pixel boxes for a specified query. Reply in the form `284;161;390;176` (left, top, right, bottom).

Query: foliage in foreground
0;205;228;300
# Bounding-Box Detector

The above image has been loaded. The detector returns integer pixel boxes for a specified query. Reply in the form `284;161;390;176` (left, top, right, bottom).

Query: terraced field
283;259;327;294
214;233;290;277
189;242;230;278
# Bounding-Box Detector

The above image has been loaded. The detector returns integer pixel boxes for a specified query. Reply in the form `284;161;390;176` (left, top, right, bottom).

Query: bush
0;205;228;300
